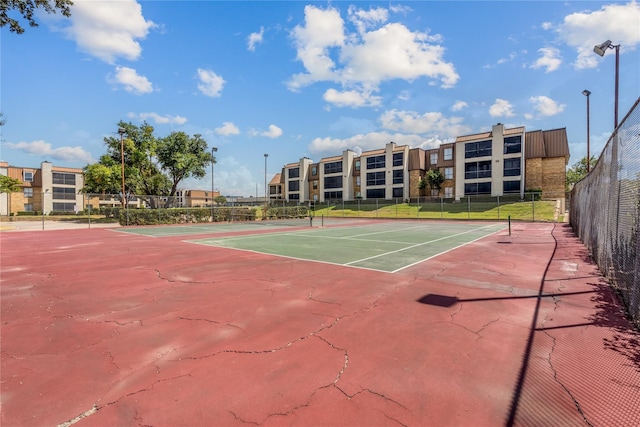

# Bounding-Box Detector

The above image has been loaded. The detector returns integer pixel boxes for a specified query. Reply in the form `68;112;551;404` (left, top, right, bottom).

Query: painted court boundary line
186;239;393;274
390;226;506;273
344;223;503;267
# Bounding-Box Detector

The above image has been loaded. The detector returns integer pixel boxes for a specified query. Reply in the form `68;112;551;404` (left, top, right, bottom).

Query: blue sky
1;1;639;196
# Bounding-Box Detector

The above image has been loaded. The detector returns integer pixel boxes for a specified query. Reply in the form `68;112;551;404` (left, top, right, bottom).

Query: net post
508;215;511;236
322;214;324;227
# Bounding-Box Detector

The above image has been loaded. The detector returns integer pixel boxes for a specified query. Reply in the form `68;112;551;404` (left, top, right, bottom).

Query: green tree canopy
214;195;227;205
426;168;445;191
157;131;214;204
566;156;597;190
1;0;73;34
0;175;22;193
84;122;214;208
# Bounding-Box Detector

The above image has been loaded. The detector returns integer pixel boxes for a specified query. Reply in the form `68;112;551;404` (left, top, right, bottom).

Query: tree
566;156;597;190
1;0;73;34
157;131;215;207
426;169;445;193
0;112;5;126
0;175;21;193
214;195;227;205
84;122;214;209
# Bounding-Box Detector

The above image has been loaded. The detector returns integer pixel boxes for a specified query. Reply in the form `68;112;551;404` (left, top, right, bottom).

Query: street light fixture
118;127;126;209
593;39;620;128
582;90;591;173
211;146;217;221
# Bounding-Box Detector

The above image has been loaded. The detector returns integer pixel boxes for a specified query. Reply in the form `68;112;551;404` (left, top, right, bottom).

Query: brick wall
525;156;566;199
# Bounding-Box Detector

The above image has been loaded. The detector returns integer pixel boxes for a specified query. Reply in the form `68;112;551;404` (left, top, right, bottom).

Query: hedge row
118;207;257;226
264;206;309;220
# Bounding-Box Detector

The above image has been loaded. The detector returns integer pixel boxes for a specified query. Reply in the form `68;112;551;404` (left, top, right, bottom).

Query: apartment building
1;161;85;215
274;124;569;203
268;173;283;202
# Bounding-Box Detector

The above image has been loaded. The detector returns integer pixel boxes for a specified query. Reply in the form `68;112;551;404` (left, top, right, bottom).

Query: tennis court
116;219;506;273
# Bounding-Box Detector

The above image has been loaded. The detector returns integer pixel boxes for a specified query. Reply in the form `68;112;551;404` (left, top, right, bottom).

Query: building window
288;181;300;192
503;180;521;193
503;158;521;177
313;194;318;201
288;168;300;179
464;182;491;195
289;194;300;200
324;176;342;189
52;172;76;185
444;187;453;198
52;202;76;212
356;191;361;198
23;188;33;197
393;170;403;184
430;189;439;197
393;187;403;198
23;171;33;182
324;191;343;199
503;136;522;154
366;188;385;199
366;171;385;186
356;176;361;186
393;152;403;167
366;155;385;169
312;181;318;189
311;166;317;176
465;140;492;158
355;160;361;171
24;203;33;212
444;167;453;180
324;161;342;174
430;153;438;165
53;187;76;200
444;147;453;161
465;161;492;179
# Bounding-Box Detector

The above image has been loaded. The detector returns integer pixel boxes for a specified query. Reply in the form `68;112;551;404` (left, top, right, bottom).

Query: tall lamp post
593;40;620;129
582;90;591;172
211;146;217;221
264;153;268;208
118;127;126;209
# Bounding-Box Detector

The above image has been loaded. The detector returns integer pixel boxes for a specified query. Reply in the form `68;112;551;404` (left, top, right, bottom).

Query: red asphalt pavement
0;222;638;426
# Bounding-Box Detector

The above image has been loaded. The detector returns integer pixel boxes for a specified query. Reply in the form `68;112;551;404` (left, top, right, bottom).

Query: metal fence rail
570;97;640;328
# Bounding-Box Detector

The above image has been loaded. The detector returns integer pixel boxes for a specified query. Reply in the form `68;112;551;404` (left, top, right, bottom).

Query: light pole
264;153;268;208
582;90;591;172
118;127;126;209
211;146;217;221
593;40;620;129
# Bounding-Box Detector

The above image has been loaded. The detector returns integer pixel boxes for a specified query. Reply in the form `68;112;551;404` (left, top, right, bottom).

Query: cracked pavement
1;223;639;426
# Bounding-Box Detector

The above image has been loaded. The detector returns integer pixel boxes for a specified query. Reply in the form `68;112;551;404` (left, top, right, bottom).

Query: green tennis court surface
189;221;506;273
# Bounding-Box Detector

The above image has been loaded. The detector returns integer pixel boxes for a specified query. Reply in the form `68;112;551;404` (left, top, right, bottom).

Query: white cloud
531;47;562;72
108;66;153;94
309;131;434;155
215;122;240;136
541;22;553;30
379;109;470;138
197;68;225;97
250;125;283;138
323;88;382;108
288;5;458;104
530;96;566;117
348;5;389;35
128;112;187;125
4;140;94;164
557;2;640;69
247;27;264;51
489;99;515;117
60;0;155;63
451;100;468;111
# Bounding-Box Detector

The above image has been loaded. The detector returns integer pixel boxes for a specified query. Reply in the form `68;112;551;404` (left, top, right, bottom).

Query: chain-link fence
307;193;561;222
570;97;640;328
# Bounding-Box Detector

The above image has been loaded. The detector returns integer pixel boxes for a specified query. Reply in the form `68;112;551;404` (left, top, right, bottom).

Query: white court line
187;240;394;274
391;228;505;273
345;224;503;266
